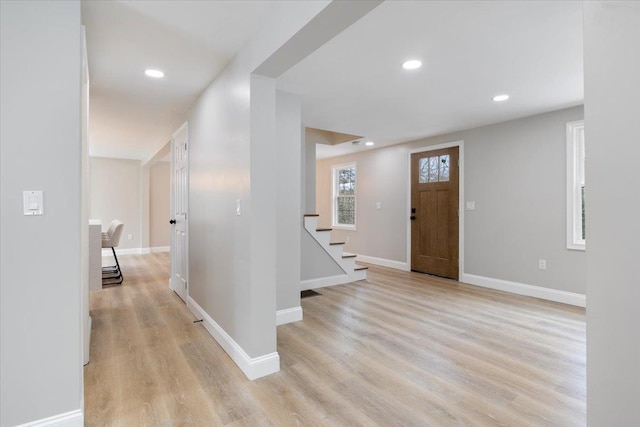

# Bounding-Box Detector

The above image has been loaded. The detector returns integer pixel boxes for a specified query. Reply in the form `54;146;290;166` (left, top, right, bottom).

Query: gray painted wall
317;106;586;294
0;1;83;425
584;1;640;424
90;157;142;250
276;91;302;311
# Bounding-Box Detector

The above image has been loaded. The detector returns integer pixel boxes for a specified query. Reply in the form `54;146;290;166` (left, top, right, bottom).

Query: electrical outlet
538;259;547;270
128;234;133;240
375;202;382;210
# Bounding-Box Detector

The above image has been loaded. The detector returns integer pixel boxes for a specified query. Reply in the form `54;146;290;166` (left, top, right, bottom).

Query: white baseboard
460;273;586;307
101;247;141;256
187;296;280;380
301;274;351;291
102;247;169;256
276;306;303;325
17;410;83;427
353;254;410;271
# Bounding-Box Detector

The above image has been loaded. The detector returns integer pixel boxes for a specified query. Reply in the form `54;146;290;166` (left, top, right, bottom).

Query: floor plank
85;253;585;426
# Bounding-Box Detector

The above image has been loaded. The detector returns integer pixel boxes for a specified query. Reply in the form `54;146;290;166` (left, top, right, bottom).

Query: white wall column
584;1;640;425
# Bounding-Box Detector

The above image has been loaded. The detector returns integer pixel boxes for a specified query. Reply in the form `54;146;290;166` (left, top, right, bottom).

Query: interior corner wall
316;106;586;295
0;1;84;425
276;91;302;312
150;162;170;248
584;1;640;424
89;157;142;250
186;1;333;372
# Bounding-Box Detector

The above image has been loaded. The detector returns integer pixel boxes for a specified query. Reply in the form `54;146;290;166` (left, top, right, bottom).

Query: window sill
567;243;586;251
332;225;356;231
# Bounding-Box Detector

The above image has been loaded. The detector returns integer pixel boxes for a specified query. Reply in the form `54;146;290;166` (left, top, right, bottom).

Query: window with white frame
567;120;585;250
333;163;356;228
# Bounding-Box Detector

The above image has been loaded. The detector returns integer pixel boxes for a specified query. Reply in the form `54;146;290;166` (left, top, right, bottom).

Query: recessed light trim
402;60;422;70
365;141;375;146
145;69;164;78
492;94;509;102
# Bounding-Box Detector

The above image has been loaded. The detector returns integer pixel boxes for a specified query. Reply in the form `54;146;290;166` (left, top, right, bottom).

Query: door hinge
184;281;187;289
184;142;187;151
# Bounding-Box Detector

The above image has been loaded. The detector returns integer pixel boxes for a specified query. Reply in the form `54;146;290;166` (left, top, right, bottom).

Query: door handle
169;219;176;225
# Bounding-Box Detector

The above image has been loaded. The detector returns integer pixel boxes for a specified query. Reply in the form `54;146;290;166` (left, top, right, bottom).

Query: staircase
303;214;367;282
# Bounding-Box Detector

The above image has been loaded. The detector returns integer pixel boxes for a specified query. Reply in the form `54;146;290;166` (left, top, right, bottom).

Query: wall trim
101;246;169;256
406;140;465;277
301;274;351;290
16;410;83;427
101;247;142;256
460;273;586;307
276;306;303;325
187;296;280;380
353;254;410;271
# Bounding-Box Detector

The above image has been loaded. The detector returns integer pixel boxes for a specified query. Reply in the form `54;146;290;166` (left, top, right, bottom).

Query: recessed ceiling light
402;60;422;70
492;94;509;102
365;141;375;146
145;69;164;78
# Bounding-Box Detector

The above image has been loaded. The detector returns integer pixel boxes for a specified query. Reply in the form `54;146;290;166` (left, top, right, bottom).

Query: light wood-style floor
85;253;585;426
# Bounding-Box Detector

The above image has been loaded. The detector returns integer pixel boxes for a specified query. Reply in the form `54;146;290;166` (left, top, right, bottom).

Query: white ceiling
82;0;275;161
276;0;584;159
83;1;583;162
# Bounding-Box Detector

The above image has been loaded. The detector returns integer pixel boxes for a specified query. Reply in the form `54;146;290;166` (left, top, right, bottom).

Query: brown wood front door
411;147;459;279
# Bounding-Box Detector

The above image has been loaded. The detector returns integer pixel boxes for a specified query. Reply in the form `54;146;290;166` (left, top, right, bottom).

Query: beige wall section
150;161;170;247
90;157;142;250
317;106;586;295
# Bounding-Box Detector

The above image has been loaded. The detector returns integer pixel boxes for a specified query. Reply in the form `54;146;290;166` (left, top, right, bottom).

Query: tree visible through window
333;164;356;227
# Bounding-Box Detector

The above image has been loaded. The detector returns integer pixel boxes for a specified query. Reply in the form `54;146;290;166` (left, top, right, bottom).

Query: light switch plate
23;190;44;215
466;201;476;211
236;199;242;216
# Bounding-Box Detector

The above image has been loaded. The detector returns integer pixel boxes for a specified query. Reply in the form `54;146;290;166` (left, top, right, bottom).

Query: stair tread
304;214;320;217
330;241;345;246
354;265;368;271
316;228;332;232
342;254;357;258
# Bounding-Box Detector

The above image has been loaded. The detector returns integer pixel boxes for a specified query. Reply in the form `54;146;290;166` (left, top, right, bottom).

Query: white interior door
170;123;189;303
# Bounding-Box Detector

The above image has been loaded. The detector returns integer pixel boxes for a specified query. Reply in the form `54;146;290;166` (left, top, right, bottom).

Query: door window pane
439;155;450;182
419;154;451;183
419;158;429;183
